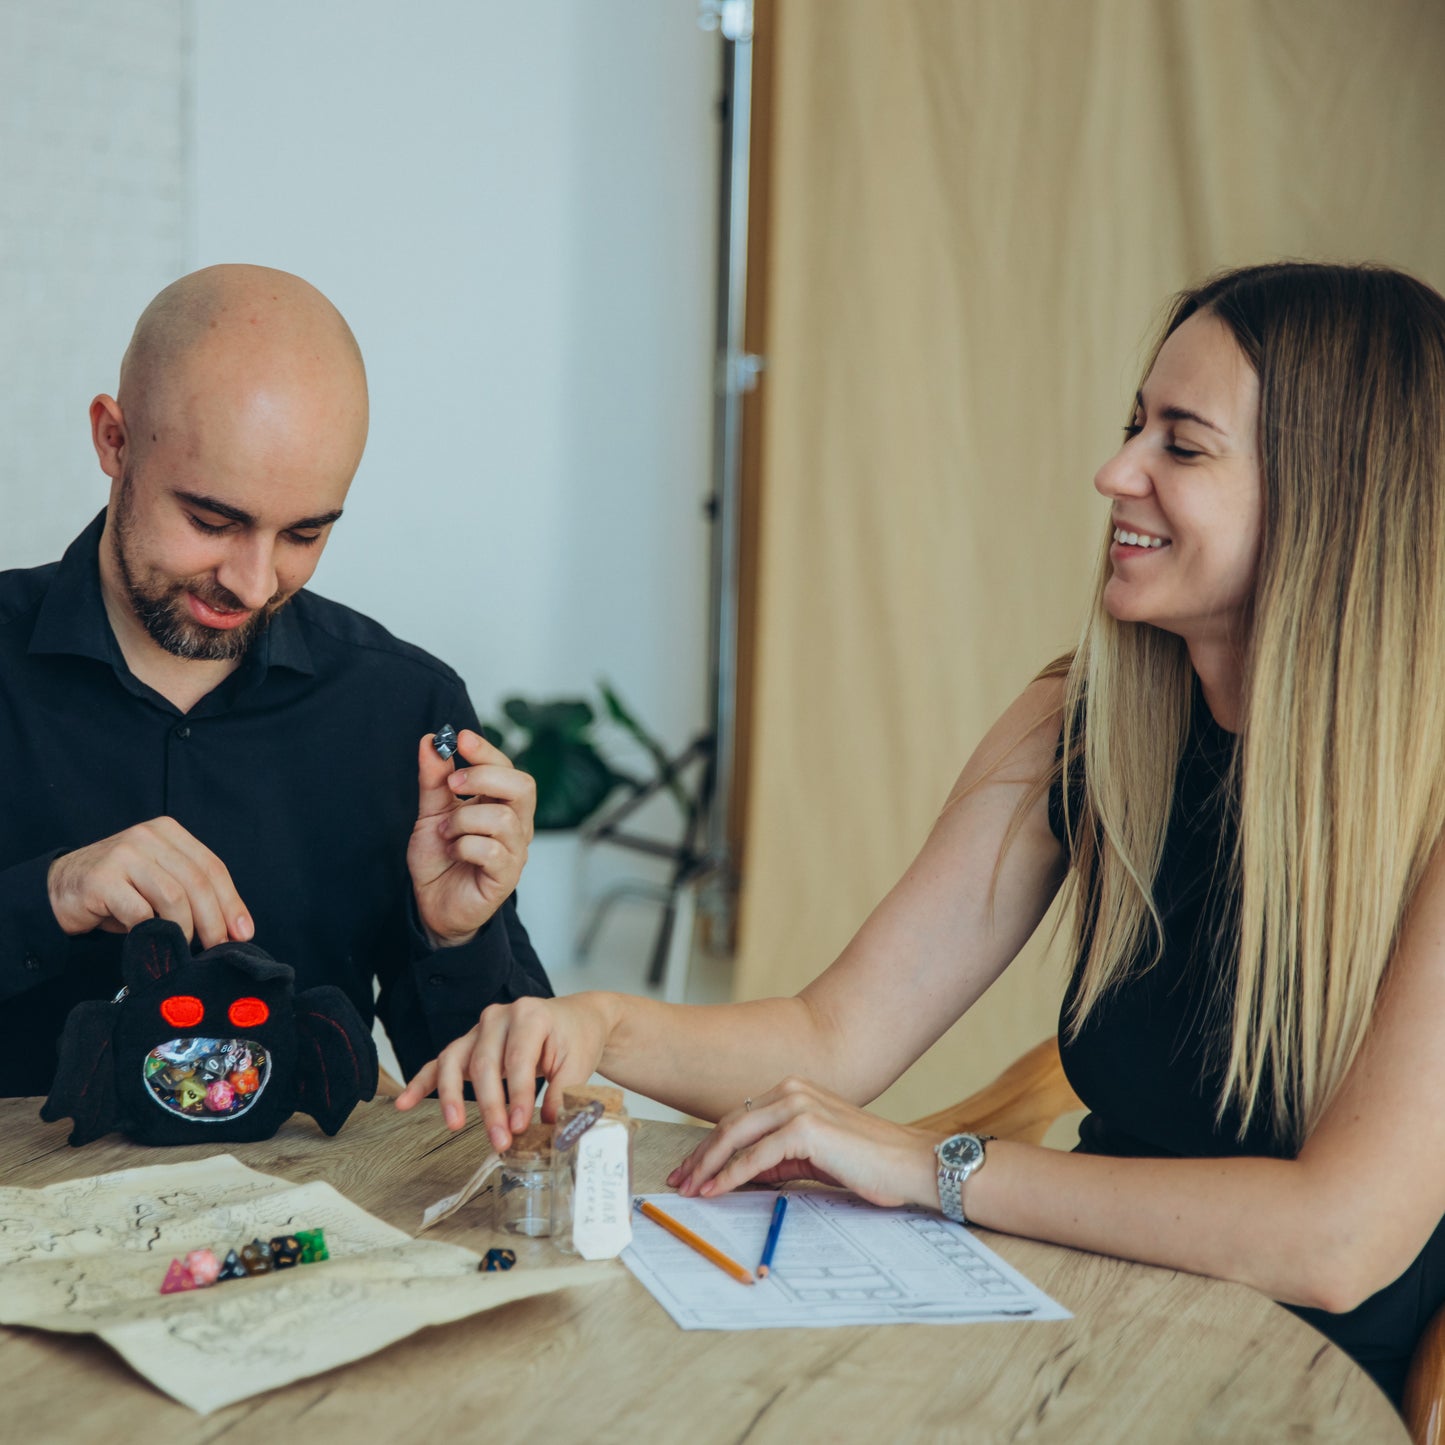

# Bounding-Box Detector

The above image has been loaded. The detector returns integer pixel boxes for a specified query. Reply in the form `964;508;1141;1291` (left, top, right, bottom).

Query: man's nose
216;538;278;611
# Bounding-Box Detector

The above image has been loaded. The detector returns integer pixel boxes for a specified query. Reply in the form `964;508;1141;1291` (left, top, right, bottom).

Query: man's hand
47;817;253;948
408;729;535;948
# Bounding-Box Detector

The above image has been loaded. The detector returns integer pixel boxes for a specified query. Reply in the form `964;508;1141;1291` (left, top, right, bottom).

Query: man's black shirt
0;512;552;1096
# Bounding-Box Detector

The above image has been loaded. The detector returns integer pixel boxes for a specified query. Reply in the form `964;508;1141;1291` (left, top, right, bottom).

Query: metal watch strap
937;1168;966;1224
937;1133;994;1225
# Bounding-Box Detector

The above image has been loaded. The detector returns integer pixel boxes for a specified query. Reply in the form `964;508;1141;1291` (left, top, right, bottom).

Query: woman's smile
1110;526;1171;552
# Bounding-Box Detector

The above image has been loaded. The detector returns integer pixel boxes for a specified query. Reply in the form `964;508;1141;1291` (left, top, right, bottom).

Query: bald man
0;265;552;1098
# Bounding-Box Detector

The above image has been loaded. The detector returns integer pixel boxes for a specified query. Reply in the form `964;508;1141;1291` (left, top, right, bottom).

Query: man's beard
111;472;287;662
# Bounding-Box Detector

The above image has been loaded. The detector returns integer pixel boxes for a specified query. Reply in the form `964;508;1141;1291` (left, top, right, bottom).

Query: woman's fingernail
511;1107;527;1131
490;1126;509;1151
443;1104;460;1128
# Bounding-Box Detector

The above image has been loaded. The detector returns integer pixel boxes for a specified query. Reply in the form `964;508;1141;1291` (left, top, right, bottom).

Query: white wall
189;3;720;969
0;0;190;561
190;3;718;752
2;2;721;976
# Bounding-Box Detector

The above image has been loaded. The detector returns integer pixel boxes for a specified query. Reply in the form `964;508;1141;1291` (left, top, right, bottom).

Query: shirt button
175;725;191;740
23;953;41;972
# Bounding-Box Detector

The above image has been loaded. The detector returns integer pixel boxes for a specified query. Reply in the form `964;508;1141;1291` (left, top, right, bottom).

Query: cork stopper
560;1084;625;1117
502;1120;554;1165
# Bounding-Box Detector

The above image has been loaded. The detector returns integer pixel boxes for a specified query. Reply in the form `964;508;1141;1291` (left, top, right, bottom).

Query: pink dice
185;1249;221;1286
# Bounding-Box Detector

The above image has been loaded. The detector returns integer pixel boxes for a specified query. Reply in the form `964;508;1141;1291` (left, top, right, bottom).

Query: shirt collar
27;509;315;680
28;511;114;665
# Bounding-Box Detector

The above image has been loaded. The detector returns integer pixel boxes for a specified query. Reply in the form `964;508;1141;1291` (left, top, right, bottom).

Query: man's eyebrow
1136;392;1229;438
284;507;345;530
175;490;344;531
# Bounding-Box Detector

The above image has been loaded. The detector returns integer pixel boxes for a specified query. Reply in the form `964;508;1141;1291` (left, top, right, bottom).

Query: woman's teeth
1113;528;1169;548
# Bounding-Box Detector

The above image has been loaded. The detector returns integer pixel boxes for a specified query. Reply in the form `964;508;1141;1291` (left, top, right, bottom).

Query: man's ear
90;394;127;481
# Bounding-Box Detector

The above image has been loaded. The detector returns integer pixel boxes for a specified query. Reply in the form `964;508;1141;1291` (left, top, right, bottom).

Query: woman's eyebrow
1135;392;1229;438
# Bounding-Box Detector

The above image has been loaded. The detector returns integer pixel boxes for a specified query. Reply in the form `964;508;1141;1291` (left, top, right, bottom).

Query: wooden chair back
909;1035;1082;1144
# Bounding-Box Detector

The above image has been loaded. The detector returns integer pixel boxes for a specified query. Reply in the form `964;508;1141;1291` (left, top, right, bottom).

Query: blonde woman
399;262;1445;1403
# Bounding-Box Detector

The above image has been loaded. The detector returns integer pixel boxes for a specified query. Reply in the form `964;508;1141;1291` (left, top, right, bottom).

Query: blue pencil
757;1193;788;1278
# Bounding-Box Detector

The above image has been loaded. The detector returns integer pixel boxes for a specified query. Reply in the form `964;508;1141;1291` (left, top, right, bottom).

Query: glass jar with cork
550;1084;634;1259
496;1120;555;1237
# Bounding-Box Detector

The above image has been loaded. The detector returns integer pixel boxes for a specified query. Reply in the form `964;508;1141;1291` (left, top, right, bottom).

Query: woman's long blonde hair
1059;262;1445;1149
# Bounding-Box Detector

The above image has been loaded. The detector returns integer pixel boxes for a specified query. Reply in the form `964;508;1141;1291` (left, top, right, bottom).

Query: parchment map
623;1191;1071;1330
0;1156;610;1413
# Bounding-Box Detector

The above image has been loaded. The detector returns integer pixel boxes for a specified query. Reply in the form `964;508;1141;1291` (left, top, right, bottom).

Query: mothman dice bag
41;918;378;1146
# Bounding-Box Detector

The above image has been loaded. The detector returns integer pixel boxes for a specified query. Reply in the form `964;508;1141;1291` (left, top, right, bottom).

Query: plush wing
39;1001;120;1146
293;985;378;1135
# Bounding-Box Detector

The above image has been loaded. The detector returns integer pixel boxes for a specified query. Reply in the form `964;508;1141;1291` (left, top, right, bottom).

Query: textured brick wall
0;0;190;567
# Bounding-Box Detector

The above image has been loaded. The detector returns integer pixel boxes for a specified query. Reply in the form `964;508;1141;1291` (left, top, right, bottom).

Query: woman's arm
397;677;1068;1150
678;837;1445;1315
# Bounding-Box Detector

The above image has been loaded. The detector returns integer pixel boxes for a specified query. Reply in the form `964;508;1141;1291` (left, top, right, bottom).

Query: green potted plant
480;683;685;974
480;682;683;832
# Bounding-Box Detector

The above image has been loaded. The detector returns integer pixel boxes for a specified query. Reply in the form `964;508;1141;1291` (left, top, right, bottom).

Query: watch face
939;1134;984;1171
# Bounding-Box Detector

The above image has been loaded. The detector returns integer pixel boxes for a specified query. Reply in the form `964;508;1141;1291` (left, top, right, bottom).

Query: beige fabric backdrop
734;0;1445;1123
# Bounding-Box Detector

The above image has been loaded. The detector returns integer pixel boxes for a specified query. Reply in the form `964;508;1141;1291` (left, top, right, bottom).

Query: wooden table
0;1098;1406;1443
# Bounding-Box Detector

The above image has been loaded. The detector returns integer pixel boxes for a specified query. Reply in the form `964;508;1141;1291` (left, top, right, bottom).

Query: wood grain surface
0;1099;1405;1443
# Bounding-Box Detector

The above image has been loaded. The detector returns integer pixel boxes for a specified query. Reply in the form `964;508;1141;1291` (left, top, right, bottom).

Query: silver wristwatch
934;1132;993;1224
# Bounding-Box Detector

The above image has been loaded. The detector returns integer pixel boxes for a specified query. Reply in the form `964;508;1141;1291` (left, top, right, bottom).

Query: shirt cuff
0;849;77;1001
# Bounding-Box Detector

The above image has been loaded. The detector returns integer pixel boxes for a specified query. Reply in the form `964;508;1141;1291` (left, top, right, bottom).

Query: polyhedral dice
297;1228;329;1263
240;1238;273;1273
269;1234;302;1268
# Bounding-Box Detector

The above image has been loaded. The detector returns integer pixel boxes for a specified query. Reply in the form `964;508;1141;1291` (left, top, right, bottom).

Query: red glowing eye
228;997;269;1029
160;995;204;1029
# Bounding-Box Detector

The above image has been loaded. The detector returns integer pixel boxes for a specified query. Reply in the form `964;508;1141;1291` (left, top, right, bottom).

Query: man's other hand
47;817;253;948
408;730;535;948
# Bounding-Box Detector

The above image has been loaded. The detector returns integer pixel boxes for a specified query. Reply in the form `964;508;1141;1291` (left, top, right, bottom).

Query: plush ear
292;986;378;1136
122;917;192;992
39;1001;120;1146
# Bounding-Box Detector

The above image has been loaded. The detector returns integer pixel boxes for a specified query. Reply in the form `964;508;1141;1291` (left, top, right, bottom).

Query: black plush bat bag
41;918;377;1146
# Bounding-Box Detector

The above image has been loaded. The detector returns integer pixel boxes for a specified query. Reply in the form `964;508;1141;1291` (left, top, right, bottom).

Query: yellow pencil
634;1198;755;1285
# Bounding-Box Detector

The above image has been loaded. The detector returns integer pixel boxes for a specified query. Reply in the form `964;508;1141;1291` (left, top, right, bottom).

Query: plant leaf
599;679;690;815
516;734;623;830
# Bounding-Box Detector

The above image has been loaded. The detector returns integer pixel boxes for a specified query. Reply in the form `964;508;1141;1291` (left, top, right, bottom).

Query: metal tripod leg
575;881;673;962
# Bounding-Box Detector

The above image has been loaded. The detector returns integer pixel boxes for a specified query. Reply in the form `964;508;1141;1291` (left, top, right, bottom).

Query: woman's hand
393;992;618;1152
667;1076;941;1210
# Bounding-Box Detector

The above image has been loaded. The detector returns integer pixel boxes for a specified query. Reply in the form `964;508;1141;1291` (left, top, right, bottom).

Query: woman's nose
1094;441;1151;501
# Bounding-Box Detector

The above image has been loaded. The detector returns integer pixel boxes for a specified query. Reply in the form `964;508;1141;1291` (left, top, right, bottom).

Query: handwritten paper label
419;1154;502;1233
572;1119;632;1259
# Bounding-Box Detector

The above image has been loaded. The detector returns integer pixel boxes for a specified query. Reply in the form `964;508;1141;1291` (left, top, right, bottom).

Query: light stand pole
574;1;760;990
698;0;761;948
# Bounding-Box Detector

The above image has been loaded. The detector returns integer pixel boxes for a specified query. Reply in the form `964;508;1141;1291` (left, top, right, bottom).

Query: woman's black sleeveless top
1049;683;1445;1405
